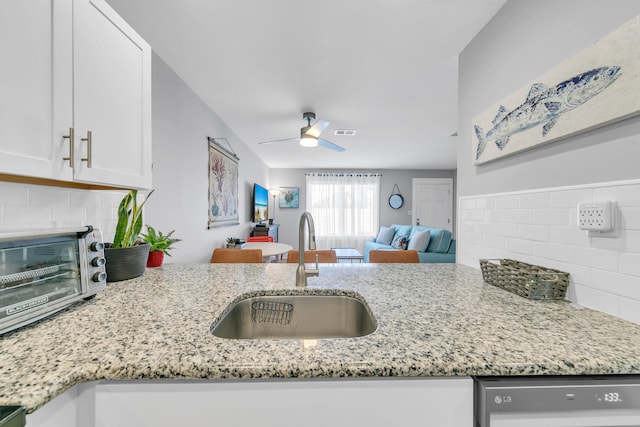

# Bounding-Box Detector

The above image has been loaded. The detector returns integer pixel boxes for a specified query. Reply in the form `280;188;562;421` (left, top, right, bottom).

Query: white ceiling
105;0;507;170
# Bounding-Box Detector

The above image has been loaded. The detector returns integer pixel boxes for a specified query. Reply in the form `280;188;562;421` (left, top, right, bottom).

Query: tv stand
251;224;279;242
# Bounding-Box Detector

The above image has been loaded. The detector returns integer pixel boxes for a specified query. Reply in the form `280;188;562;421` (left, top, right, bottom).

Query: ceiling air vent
334;129;357;136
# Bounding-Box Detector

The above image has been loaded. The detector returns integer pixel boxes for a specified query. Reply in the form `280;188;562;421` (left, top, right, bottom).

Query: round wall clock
388;193;404;209
388;183;404;209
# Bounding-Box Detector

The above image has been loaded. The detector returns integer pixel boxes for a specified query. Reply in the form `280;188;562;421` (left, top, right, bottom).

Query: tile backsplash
0;181;130;242
458;179;640;325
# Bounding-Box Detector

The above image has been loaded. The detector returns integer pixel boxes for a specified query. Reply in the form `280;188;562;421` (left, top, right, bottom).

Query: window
305;173;380;252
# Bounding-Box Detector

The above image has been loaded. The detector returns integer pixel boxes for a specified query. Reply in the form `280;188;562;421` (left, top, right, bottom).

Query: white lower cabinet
27;377;473;427
26;384;79;427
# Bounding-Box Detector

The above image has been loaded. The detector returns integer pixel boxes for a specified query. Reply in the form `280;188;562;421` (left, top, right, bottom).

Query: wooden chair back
286;250;337;263
369;250;419;263
247;236;274;242
210;248;263;263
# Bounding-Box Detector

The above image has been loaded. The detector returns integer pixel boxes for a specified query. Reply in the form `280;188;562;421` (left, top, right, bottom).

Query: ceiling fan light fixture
300;135;318;147
257;112;344;152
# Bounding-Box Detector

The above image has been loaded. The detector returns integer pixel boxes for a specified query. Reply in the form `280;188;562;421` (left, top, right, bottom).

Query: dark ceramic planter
146;250;165;267
104;243;150;282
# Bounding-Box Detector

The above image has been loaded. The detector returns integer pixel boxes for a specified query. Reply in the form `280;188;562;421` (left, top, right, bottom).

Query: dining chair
247;236;274;242
369;249;419;263
210;248;263;263
286;250;337;263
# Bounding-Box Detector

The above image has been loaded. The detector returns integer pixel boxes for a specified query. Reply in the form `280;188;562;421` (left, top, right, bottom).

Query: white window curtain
305;173;381;253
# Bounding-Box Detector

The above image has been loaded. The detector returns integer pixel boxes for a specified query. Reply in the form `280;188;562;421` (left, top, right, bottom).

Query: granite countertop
2;263;640;412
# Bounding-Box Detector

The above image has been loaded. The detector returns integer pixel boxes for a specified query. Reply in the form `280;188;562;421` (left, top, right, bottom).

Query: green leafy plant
112;189;154;248
141;225;180;255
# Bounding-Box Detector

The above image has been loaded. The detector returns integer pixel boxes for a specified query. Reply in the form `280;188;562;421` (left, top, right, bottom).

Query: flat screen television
252;183;269;223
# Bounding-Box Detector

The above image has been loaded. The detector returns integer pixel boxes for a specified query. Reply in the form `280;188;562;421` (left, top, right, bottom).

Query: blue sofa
364;224;456;263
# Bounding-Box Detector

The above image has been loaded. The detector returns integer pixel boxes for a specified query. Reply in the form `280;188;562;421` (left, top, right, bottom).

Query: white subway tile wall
459;179;640;325
0;181;129;242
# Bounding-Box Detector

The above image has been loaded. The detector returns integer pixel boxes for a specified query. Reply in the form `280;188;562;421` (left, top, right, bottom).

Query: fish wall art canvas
473;14;640;165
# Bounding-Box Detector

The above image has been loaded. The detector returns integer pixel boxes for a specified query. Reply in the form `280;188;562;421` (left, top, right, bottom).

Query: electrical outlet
577;201;617;237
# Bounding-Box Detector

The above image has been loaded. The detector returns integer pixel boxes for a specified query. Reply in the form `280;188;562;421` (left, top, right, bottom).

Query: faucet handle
315;253;319;269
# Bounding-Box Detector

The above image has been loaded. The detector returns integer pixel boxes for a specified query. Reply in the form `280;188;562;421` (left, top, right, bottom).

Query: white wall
0;54;269;263
269;168;455;248
457;0;640;324
145;54;269;263
458;0;640;197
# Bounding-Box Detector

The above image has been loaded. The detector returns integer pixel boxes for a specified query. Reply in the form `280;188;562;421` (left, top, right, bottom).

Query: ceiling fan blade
257;137;297;145
305;119;330;138
318;138;345;152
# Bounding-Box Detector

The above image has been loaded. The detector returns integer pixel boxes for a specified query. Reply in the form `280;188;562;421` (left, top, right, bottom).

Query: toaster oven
0;226;106;334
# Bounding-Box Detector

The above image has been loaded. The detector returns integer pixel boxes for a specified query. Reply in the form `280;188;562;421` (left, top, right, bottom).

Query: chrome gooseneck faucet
296;212;319;287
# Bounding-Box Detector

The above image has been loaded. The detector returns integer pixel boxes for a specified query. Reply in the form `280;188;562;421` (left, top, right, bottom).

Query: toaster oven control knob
91;257;106;267
92;272;107;282
90;241;105;252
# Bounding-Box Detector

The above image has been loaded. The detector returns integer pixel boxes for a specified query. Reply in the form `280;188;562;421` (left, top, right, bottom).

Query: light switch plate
577;200;618;237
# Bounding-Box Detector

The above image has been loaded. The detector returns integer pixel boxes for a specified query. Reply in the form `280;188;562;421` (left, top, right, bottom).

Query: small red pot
146;250;165;267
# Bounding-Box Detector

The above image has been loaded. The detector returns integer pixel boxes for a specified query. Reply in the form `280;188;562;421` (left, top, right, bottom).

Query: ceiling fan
258;112;345;152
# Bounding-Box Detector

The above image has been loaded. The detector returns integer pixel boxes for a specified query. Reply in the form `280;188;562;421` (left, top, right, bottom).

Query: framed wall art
473;14;640;165
207;137;239;228
279;187;299;208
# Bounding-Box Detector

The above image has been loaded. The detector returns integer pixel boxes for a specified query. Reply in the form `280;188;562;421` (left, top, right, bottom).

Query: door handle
81;130;92;168
62;127;74;168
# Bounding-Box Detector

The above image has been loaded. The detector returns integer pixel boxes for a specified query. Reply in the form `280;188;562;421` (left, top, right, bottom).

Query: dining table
242;241;293;262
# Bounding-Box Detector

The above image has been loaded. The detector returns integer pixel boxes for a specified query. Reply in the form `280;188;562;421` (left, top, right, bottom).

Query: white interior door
411;178;453;231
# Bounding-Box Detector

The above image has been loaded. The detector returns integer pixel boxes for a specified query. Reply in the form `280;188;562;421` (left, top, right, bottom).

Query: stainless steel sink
210;293;377;339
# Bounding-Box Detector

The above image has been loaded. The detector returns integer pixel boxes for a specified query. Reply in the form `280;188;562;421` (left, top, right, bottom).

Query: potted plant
225;237;244;248
104;189;154;282
141;225;180;267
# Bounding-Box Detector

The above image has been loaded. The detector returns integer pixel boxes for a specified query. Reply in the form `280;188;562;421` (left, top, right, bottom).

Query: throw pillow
391;224;412;239
409;226;429;240
391;234;408;250
376;226;396;245
407;229;430;252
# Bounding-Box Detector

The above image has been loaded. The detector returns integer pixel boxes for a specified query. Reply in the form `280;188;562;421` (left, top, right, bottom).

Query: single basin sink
210;292;377;339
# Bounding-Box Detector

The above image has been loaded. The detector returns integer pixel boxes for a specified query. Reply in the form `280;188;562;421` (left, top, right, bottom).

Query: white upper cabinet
0;0;73;182
0;0;152;189
72;0;152;189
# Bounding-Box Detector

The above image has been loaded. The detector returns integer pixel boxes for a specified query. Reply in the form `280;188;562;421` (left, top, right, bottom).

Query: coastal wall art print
473;14;640;165
208;137;239;228
279;187;299;208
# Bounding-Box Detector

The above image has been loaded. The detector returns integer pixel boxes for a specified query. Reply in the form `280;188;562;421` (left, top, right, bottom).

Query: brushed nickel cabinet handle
81;130;92;168
62;127;74;168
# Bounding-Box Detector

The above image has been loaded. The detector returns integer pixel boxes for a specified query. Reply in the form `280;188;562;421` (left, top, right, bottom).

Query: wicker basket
479;259;569;300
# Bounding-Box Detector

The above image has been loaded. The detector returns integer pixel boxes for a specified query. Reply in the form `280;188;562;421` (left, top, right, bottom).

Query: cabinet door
93;378;473;426
72;0;152;189
0;0;73;181
26;385;79;427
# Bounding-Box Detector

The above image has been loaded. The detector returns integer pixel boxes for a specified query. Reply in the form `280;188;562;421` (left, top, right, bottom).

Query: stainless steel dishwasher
475;376;640;426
